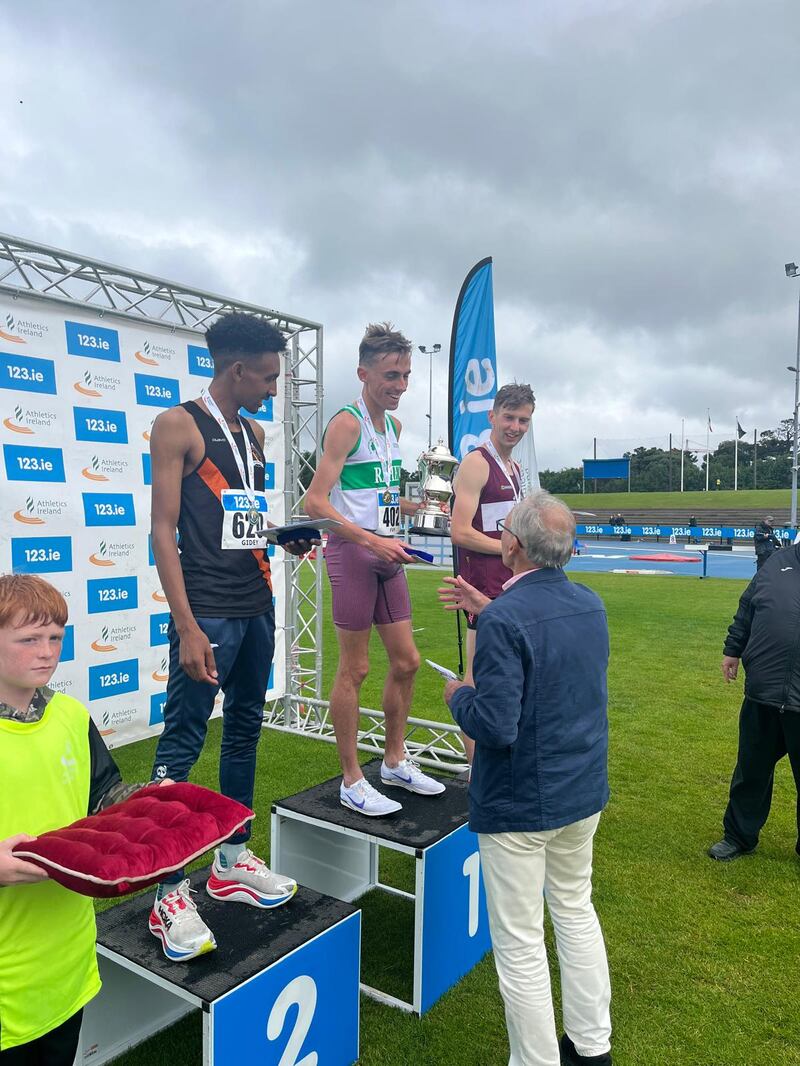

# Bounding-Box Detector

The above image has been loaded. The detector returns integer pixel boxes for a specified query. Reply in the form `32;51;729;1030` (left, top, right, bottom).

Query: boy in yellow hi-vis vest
0;574;162;1061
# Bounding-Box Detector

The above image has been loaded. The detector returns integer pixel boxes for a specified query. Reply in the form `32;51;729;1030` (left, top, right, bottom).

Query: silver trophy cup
411;440;459;536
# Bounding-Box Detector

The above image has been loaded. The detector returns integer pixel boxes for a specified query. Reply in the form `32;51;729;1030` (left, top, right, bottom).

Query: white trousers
479;814;611;1066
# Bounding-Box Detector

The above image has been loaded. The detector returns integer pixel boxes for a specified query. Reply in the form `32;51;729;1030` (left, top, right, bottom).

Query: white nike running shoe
206;848;297;909
149;880;217;962
380;757;446;796
340;777;402;816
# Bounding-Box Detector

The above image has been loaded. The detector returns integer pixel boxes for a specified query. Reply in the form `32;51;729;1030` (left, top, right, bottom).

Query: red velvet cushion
12;783;254;898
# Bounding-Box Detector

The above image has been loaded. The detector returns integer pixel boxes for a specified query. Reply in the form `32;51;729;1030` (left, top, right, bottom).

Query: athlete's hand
179;626;219;685
721;656;740;683
281;537;321;557
437;575;490;616
0;835;49;886
367;535;414;565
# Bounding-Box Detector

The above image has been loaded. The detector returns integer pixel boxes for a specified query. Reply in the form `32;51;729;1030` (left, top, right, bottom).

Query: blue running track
567;540;756;580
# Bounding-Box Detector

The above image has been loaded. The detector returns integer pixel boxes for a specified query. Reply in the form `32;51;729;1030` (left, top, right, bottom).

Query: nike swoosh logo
781;567;793;571
388;770;413;783
346;793;366;808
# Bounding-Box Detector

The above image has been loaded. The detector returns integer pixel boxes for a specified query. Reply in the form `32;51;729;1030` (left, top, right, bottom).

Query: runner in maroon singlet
450;383;535;763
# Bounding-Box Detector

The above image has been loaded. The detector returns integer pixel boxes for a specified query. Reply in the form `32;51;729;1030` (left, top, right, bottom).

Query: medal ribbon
202;389;258;511
484;439;522;502
357;397;395;490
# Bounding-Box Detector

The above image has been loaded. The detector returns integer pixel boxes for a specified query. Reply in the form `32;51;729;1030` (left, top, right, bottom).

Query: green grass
559;488;790;511
108;570;800;1066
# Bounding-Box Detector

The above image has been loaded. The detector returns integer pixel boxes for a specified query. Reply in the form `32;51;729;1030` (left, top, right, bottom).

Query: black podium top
96;867;358;1005
273;758;469;852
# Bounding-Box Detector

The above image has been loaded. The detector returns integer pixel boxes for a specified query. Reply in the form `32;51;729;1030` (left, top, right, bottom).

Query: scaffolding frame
0;234;465;771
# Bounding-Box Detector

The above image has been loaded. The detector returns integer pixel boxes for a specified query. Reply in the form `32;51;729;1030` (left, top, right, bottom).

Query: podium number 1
267;974;318;1066
462;850;480;938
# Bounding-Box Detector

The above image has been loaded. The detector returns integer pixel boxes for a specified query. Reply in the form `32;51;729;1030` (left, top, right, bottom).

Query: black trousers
0;1010;82;1065
723;696;800;852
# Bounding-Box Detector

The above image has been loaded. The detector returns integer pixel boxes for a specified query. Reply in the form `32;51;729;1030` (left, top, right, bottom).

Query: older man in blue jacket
440;491;611;1066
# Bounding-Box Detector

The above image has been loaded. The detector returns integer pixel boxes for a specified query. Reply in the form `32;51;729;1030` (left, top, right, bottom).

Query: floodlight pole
786;263;800;528
792;295;800;528
418;343;442;449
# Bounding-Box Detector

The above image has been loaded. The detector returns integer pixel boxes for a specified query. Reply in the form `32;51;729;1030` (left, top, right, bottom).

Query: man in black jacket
708;544;800;860
753;515;780;570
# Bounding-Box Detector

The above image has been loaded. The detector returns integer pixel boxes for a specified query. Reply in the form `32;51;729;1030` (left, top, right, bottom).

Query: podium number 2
462;851;480;938
267;974;318;1066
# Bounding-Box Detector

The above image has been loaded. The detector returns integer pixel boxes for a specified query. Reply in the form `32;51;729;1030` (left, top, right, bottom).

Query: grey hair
507;490;575;568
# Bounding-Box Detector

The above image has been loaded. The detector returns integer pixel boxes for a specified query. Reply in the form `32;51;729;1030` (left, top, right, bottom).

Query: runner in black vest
148;312;312;962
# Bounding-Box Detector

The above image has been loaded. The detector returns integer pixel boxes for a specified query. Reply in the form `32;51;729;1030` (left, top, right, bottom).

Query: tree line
539;420;795;494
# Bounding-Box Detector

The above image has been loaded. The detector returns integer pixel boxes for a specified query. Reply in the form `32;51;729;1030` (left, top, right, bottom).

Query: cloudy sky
2;0;799;470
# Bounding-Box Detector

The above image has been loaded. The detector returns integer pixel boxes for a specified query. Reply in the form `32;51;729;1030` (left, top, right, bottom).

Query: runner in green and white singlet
327;402;403;535
305;323;446;816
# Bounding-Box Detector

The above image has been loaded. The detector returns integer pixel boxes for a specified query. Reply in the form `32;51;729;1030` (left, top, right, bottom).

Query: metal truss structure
0;232;324;722
0;234;465;770
0;234;319;334
263;697;467;773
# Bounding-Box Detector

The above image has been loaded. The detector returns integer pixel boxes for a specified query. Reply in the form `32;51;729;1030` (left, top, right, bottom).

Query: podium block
271;759;491;1014
79;867;360;1066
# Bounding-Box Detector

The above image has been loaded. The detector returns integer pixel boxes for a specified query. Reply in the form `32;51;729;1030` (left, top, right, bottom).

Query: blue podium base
79;866;360;1065
272;760;492;1014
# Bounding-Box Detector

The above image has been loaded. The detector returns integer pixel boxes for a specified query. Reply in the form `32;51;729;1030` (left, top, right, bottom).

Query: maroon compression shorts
324;533;412;630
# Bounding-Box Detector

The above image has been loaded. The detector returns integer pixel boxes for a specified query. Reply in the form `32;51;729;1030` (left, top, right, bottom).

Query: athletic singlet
326;404;402;530
456;444;522;600
177;400;272;617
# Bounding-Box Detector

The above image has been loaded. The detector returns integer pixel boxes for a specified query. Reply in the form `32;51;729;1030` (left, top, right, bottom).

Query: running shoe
149;880;217;962
206;848;297;908
340;777;402;816
380;757;446;795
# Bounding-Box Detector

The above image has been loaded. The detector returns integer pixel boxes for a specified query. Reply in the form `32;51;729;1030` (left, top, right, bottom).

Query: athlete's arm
450;451;503;555
304;412;412;564
150;408;218;685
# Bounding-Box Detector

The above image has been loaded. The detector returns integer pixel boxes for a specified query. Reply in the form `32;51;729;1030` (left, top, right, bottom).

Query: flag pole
705;410;710;492
734;417;739;492
680;418;685;492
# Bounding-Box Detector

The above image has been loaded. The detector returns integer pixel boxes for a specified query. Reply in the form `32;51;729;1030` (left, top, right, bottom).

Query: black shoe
707;839;754;862
560;1033;612;1065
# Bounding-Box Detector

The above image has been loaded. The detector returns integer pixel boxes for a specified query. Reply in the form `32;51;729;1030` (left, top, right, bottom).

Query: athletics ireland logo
0;314;25;344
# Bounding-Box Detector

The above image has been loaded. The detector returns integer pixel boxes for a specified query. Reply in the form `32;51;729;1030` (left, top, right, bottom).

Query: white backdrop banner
0;296;286;747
